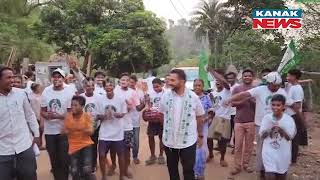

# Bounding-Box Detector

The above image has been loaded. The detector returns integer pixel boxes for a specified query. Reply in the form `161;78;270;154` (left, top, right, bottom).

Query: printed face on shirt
0;69;14;91
71;100;83;115
49;99;62;113
152;83;162;93
105;105;117;113
51;73;64;88
119;75;129;88
84;103;96;113
84;80;95;95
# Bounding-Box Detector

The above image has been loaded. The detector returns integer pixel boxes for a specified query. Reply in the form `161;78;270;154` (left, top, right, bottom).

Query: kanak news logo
252;9;302;29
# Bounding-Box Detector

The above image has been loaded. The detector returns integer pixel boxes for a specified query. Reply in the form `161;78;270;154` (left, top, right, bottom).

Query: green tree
36;0;170;75
220;29;284;71
190;0;238;68
0;0;54;64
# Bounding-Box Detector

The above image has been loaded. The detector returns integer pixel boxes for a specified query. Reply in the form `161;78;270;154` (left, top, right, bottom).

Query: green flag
199;50;210;90
277;40;301;75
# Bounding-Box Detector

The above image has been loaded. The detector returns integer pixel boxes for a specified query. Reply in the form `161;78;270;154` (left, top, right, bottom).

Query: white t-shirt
114;87;140;131
41;86;74;135
259;113;296;174
94;85;106;96
210;88;232;120
230;83;239;116
80;93;103;129
98;95;127;141
160;89;205;149
131;89;144;128
285;83;304;116
149;90;164;111
248;86;293;126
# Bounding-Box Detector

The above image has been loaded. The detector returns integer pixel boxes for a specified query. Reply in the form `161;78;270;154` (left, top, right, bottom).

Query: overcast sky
143;0;201;22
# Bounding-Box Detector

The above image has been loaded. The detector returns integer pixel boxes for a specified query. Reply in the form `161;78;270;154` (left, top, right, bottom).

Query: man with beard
230;69;256;175
160;69;205;180
0;66;40;180
41;68;74;180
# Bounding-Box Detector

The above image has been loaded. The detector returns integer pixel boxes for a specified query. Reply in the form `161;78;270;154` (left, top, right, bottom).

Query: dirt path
37;113;320;180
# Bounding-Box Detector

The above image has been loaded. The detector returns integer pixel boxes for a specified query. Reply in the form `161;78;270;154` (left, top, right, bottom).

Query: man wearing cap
225;71;293;179
40;68;74;180
0;66;40;180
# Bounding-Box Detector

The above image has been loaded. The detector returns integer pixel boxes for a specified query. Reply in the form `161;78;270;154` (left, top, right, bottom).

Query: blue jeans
132;127;140;159
70;146;96;180
0;146;37;180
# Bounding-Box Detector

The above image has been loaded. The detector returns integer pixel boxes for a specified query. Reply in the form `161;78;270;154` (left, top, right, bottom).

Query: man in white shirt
226;72;293;179
286;69;305;164
94;71;107;96
114;73;140;179
97;80;127;180
129;75;145;165
80;77;103;172
0;66;39;180
225;72;239;149
207;72;232;167
41;68;74;180
160;69;205;180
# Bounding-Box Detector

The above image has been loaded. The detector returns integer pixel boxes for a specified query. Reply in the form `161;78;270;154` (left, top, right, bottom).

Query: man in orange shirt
64;96;96;180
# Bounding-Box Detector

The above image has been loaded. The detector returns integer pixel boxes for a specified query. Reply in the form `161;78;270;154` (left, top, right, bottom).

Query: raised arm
208;68;230;90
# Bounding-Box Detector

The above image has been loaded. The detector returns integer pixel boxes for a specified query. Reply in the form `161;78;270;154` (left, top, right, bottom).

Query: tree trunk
130;59;136;74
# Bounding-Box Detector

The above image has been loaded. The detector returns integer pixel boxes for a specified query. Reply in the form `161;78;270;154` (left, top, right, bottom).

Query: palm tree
190;0;239;67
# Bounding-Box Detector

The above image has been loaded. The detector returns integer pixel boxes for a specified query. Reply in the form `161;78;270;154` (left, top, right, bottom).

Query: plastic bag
194;148;206;177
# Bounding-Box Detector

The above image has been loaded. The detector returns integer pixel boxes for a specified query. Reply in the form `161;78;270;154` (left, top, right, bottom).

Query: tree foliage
36;0;170;75
0;0;54;64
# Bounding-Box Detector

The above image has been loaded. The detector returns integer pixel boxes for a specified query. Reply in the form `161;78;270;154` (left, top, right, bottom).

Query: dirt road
37;113;320;180
37;121;255;180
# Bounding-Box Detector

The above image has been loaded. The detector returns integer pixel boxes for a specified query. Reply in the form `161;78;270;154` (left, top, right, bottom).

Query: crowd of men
0;64;308;180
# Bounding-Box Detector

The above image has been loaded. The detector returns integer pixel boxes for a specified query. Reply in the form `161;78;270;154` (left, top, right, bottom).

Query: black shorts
147;122;163;136
124;130;134;148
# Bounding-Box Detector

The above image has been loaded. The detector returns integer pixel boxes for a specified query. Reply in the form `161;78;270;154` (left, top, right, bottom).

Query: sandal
145;156;157;166
157;156;166;165
243;166;254;173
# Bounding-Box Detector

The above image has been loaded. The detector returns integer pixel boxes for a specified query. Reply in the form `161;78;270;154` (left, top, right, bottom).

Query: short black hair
130;75;138;82
83;77;95;84
94;71;106;78
72;95;86;106
271;94;286;105
119;72;130;79
0;66;13;79
31;83;40;92
170;69;186;81
288;69;302;80
242;69;255;76
152;78;162;85
194;79;204;85
24;71;34;79
103;79;115;87
261;68;272;74
151;70;157;77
